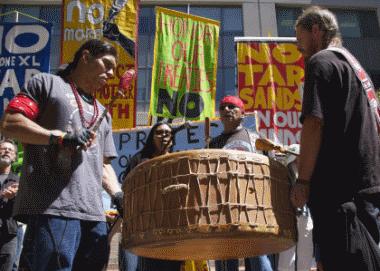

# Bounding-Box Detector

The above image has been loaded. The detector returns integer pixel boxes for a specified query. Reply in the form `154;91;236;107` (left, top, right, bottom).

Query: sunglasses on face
219;104;239;111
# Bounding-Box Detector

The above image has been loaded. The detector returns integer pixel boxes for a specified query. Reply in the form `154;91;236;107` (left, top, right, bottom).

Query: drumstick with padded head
91;69;136;132
74;69;135;151
255;138;299;156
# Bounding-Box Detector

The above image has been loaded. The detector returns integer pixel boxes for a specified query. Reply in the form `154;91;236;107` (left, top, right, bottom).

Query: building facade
1;0;380;125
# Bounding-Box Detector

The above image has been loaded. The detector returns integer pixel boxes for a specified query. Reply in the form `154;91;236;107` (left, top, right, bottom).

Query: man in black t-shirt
210;96;275;271
291;6;380;271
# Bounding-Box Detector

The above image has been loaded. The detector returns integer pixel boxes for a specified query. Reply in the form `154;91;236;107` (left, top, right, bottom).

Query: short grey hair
0;139;18;160
296;6;342;47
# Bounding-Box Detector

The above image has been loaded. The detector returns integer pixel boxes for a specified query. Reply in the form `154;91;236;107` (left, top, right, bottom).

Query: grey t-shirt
13;73;117;222
209;127;259;152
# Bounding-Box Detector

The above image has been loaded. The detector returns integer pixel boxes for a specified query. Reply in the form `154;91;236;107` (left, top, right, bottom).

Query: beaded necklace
70;82;99;129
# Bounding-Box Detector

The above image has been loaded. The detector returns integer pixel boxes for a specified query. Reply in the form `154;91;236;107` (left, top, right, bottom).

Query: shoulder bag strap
326;47;380;136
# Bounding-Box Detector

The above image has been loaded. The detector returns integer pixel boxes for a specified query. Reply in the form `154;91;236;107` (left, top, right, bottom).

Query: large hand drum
122;149;296;260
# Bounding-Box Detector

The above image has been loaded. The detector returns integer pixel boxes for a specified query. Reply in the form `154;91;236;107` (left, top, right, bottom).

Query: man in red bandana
209;95;275;271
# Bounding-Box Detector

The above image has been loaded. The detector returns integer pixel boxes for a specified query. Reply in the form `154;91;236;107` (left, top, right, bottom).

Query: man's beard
0;157;12;168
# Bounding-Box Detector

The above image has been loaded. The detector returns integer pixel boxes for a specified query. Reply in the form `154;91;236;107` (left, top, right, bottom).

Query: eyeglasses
154;130;172;137
0;147;15;153
219;104;239;111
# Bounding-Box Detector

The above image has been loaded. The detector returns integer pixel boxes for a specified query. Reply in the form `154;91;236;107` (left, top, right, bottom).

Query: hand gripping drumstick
91;69;136;132
255;138;299;156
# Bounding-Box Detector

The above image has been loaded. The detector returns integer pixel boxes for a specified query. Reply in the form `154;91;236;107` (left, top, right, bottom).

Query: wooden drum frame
122;149;296;260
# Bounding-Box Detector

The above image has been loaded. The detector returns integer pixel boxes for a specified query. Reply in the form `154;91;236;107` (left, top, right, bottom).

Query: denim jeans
119;246;138;271
215;255;274;271
19;215;109;271
246;255;274;271
139;257;182;271
118;245;182;271
12;224;25;271
0;234;17;271
215;259;239;271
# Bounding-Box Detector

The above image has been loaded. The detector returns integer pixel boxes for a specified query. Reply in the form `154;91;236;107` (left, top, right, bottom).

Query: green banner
149;7;220;120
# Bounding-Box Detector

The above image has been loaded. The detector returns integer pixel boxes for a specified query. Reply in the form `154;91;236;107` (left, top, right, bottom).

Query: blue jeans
215;259;239;271
12;224;25;271
19;215;109;271
139;257;182;271
0;234;17;271
246;255;274;271
119;245;182;271
119;246;138;271
215;255;274;271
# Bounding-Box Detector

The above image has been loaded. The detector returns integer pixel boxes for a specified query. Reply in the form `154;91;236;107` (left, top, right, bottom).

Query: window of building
335;10;361;38
276;6;380;39
358;10;380;38
276;7;301;37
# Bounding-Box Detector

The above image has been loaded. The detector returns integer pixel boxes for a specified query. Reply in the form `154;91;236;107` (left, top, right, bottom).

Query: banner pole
148;114;153;126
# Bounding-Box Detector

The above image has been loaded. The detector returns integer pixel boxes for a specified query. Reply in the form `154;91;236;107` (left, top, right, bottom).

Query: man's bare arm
291;115;322;208
298;115;323;181
1;112;95;149
102;159;122;197
0;112;60;145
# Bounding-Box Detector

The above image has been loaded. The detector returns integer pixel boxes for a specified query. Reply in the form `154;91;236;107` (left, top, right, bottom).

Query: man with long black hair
1;39;123;271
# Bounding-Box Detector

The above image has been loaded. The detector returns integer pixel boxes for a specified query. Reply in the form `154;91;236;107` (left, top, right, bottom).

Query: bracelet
296;178;310;186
